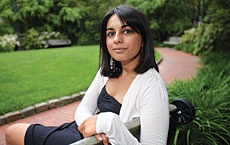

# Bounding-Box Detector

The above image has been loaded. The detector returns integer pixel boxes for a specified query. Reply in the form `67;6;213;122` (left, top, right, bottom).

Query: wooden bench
71;99;195;145
163;37;181;45
47;39;71;48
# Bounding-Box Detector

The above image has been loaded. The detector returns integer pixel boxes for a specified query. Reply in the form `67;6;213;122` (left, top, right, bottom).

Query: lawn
0;45;99;115
0;45;161;115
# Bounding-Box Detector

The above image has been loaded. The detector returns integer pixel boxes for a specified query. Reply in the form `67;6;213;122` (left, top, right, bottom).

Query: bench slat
47;39;71;47
163;37;181;45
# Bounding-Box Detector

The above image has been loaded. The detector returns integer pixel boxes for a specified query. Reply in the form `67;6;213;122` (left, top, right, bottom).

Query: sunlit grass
0;45;99;114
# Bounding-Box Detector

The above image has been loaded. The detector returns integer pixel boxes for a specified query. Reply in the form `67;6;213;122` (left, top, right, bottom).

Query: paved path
157;48;201;83
0;48;200;145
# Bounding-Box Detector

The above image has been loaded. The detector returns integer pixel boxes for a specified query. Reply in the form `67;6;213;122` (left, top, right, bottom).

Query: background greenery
1;0;228;53
0;0;213;50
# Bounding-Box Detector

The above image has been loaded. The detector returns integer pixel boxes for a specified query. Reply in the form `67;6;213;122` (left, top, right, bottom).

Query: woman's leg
5;123;31;145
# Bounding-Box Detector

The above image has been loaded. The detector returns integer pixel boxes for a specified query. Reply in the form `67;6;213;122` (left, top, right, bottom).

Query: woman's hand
78;115;109;145
95;133;109;145
78;115;98;138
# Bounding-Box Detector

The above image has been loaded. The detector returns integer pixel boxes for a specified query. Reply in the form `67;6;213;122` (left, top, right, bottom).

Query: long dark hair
99;5;159;78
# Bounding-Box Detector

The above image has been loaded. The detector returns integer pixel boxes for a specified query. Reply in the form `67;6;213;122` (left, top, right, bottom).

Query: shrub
178;27;202;55
20;29;69;50
21;28;43;50
168;52;230;145
174;43;195;54
196;9;230;52
177;8;230;54
0;34;19;52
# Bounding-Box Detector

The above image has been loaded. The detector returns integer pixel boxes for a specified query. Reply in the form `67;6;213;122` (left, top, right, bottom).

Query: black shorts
25;121;83;145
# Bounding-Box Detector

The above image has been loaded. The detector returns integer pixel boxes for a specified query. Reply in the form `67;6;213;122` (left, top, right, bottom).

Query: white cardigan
75;68;169;145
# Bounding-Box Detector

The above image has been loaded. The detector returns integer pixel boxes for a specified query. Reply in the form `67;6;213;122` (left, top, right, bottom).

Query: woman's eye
124;30;133;34
107;32;115;37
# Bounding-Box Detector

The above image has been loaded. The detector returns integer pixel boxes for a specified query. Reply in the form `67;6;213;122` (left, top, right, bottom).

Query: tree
0;0;54;32
126;0;198;42
73;0;125;45
0;0;126;47
195;0;230;52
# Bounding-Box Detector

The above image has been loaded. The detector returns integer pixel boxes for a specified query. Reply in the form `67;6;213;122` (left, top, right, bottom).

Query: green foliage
196;9;230;52
174;28;201;55
0;43;14;52
21;28;43;50
168;52;230;145
127;0;195;41
0;0;54;32
0;45;99;115
59;7;83;23
74;0;125;45
0;0;126;47
174;0;230;54
0;18;14;35
0;0;228;51
174;43;196;54
0;30;71;51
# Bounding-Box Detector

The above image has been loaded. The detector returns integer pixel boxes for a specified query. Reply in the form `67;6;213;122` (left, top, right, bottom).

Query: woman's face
106;14;142;66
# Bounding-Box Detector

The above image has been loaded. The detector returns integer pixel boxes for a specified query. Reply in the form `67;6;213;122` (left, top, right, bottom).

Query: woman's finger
77;123;83;134
101;133;109;145
95;134;103;141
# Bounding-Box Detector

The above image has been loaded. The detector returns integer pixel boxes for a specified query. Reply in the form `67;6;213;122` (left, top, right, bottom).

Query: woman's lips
113;47;126;53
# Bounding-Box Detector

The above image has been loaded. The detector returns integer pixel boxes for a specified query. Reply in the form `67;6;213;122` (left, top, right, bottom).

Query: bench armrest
70;118;140;145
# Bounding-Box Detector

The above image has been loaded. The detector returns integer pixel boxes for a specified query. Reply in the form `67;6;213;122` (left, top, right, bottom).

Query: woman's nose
113;33;123;44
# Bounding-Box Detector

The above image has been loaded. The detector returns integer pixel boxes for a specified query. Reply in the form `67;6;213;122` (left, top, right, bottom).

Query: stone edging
0;92;86;126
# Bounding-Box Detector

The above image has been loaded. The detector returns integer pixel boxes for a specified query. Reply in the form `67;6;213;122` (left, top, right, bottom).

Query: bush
0;43;14;52
174;43;195;54
177;8;230;54
21;28;43;50
175;8;230;55
0;34;19;52
196;9;230;52
20;29;68;50
172;27;203;55
168;52;230;145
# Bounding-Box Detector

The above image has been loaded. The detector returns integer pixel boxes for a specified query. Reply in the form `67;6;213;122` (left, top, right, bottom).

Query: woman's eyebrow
106;28;114;31
106;25;131;31
122;24;131;28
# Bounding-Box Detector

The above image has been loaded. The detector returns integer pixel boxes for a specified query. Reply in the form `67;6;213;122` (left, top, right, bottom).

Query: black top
97;86;122;115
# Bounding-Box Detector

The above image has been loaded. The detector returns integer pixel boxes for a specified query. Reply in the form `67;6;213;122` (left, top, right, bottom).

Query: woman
5;5;169;145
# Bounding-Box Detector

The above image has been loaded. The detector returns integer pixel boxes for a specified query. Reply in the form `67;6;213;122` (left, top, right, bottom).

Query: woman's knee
5;123;30;145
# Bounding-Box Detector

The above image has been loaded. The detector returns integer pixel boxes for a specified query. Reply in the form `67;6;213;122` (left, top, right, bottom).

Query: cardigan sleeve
75;70;107;125
96;112;140;145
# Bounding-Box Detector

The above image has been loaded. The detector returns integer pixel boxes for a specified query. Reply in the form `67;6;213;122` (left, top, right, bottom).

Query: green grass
0;45;99;115
0;46;162;115
155;50;161;63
